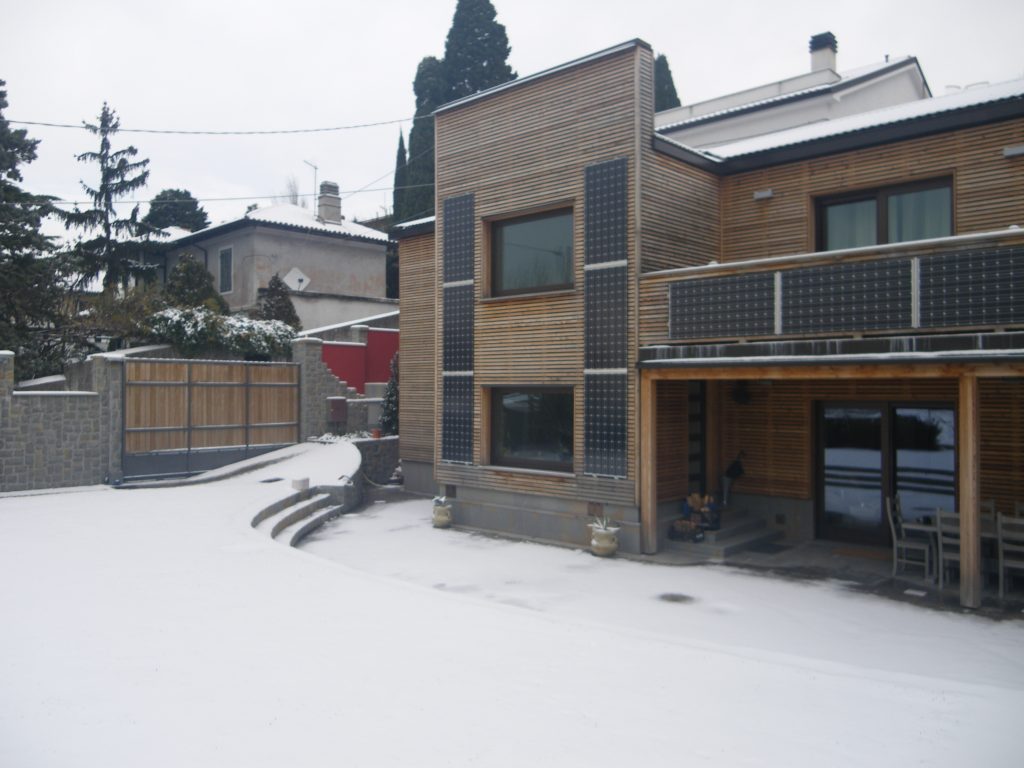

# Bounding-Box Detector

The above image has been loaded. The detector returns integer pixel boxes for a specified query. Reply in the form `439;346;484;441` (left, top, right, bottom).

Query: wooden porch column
958;373;982;608
640;371;658;554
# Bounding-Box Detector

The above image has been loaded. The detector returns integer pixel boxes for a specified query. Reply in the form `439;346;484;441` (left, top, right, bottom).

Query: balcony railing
660;229;1024;343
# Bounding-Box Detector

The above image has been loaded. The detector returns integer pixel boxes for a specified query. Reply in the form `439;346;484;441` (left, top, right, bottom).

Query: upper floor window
817;179;952;251
219;247;233;293
491;209;573;296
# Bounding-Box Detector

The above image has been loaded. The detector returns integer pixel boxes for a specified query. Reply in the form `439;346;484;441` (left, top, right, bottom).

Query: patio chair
885;496;931;579
981;499;996;519
997;513;1024;599
935;510;961;590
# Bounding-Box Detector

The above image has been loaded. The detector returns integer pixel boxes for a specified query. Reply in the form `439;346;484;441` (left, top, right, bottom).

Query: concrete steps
251;488;356;547
665;511;783;559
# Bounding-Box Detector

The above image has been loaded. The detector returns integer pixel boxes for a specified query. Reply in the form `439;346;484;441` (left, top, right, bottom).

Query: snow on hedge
148;307;295;357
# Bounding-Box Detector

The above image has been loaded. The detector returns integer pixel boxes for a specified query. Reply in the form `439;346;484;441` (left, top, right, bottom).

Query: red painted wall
322;343;366;393
366;329;400;385
321;330;399;394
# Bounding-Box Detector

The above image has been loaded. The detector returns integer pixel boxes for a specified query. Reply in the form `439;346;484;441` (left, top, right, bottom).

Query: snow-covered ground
1;443;1021;767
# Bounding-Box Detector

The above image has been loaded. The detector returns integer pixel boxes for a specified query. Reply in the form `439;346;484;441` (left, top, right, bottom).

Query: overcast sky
3;0;1022;232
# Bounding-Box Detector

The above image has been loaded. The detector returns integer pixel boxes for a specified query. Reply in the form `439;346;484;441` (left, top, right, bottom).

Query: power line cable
9;114;428;135
46;182;437;207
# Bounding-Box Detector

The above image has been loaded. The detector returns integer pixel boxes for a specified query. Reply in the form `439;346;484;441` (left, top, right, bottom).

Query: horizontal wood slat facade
641;151;720;272
432;44;648;502
398;231;436;465
124;359;298;455
720;118;1024;262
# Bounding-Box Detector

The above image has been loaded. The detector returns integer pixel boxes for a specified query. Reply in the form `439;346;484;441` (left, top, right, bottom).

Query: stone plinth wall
352;435;399;485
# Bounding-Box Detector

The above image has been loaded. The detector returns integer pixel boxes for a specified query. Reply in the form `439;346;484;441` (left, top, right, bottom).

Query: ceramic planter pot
432;503;453;529
589;524;620;557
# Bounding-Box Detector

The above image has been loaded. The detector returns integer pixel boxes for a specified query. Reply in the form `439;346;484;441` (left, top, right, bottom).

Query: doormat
745;541;791;555
833;546;889;561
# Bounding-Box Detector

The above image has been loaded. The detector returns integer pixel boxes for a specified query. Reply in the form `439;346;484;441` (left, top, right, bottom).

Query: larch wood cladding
640;151;721;272
398;231;436;465
432;44;650;505
655;381;690;501
720;118;1024;261
706;377;1022;515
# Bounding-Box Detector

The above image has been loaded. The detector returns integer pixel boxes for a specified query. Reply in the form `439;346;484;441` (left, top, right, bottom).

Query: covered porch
638;336;1024;608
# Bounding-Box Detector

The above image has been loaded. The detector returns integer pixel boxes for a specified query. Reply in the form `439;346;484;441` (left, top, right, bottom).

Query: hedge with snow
148;307;296;358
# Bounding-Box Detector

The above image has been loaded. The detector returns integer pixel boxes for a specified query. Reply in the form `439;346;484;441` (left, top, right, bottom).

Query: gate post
89;354;125;484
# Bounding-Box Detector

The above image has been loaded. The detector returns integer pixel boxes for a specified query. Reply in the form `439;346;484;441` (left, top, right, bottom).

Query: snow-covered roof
706;78;1024;159
656;57;921;132
164;203;390;245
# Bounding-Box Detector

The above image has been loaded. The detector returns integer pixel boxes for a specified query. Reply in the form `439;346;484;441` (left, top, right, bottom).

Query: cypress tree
654;53;682;111
62;103;160;290
255;273;302;330
443;0;516;101
392;132;408;222
402;56;447;222
395;1;517;222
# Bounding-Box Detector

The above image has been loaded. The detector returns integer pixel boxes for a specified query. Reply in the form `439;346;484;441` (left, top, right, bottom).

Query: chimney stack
318;181;342;223
809;32;837;72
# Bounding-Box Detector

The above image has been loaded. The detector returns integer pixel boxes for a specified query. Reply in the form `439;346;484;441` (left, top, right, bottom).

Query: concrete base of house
400;459;436;496
729;492;815;543
448;485;642;555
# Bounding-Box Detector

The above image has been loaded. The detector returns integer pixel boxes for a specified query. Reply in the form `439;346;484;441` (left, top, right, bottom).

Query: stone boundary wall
291;338;347;440
1;352;108;491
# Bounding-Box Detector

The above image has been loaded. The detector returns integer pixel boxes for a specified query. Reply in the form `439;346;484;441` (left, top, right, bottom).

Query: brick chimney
809;32;837;72
317;181;342;223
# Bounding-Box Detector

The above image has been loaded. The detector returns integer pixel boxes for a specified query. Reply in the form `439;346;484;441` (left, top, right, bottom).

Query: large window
491;209;573;296
219;247;233;293
817;179;952;251
490;387;573;471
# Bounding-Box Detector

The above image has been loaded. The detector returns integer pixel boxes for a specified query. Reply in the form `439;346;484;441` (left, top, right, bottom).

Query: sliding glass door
818;403;955;544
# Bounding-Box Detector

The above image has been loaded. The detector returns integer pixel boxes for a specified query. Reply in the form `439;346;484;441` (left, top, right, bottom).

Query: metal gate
122;358;300;479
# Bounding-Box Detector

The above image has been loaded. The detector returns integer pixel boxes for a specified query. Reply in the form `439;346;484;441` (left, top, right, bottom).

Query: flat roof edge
435;39;650;116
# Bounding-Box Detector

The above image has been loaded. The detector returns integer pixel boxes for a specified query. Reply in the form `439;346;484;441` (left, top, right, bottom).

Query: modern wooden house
394;37;1024;607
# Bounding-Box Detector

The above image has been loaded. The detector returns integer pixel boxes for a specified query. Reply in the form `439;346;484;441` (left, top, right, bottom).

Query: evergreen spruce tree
62;103;160;291
142;188;209;232
402;57;447;222
255;274;301;330
163;254;228;313
0;79;78;380
392;132;408;222
378;352;399;436
443;0;516;101
654;53;682;112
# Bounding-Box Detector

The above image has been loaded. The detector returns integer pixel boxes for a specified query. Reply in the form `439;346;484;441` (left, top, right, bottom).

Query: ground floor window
818;402;955;544
490;387;573;471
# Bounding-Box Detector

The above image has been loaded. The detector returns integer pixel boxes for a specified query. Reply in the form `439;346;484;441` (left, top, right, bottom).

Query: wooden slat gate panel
122;358;299;479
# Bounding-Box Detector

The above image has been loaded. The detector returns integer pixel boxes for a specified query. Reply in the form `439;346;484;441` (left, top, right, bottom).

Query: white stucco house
157;182;395;329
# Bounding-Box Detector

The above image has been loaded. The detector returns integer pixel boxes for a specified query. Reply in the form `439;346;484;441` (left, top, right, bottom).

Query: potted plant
588;514;620;557
432;495;453;529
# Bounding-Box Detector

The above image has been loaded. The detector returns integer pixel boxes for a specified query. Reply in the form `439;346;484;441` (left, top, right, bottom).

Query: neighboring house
394;34;1024;608
160;182;395;329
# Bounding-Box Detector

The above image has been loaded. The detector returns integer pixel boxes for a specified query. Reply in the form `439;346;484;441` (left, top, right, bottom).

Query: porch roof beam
641;361;1024;381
